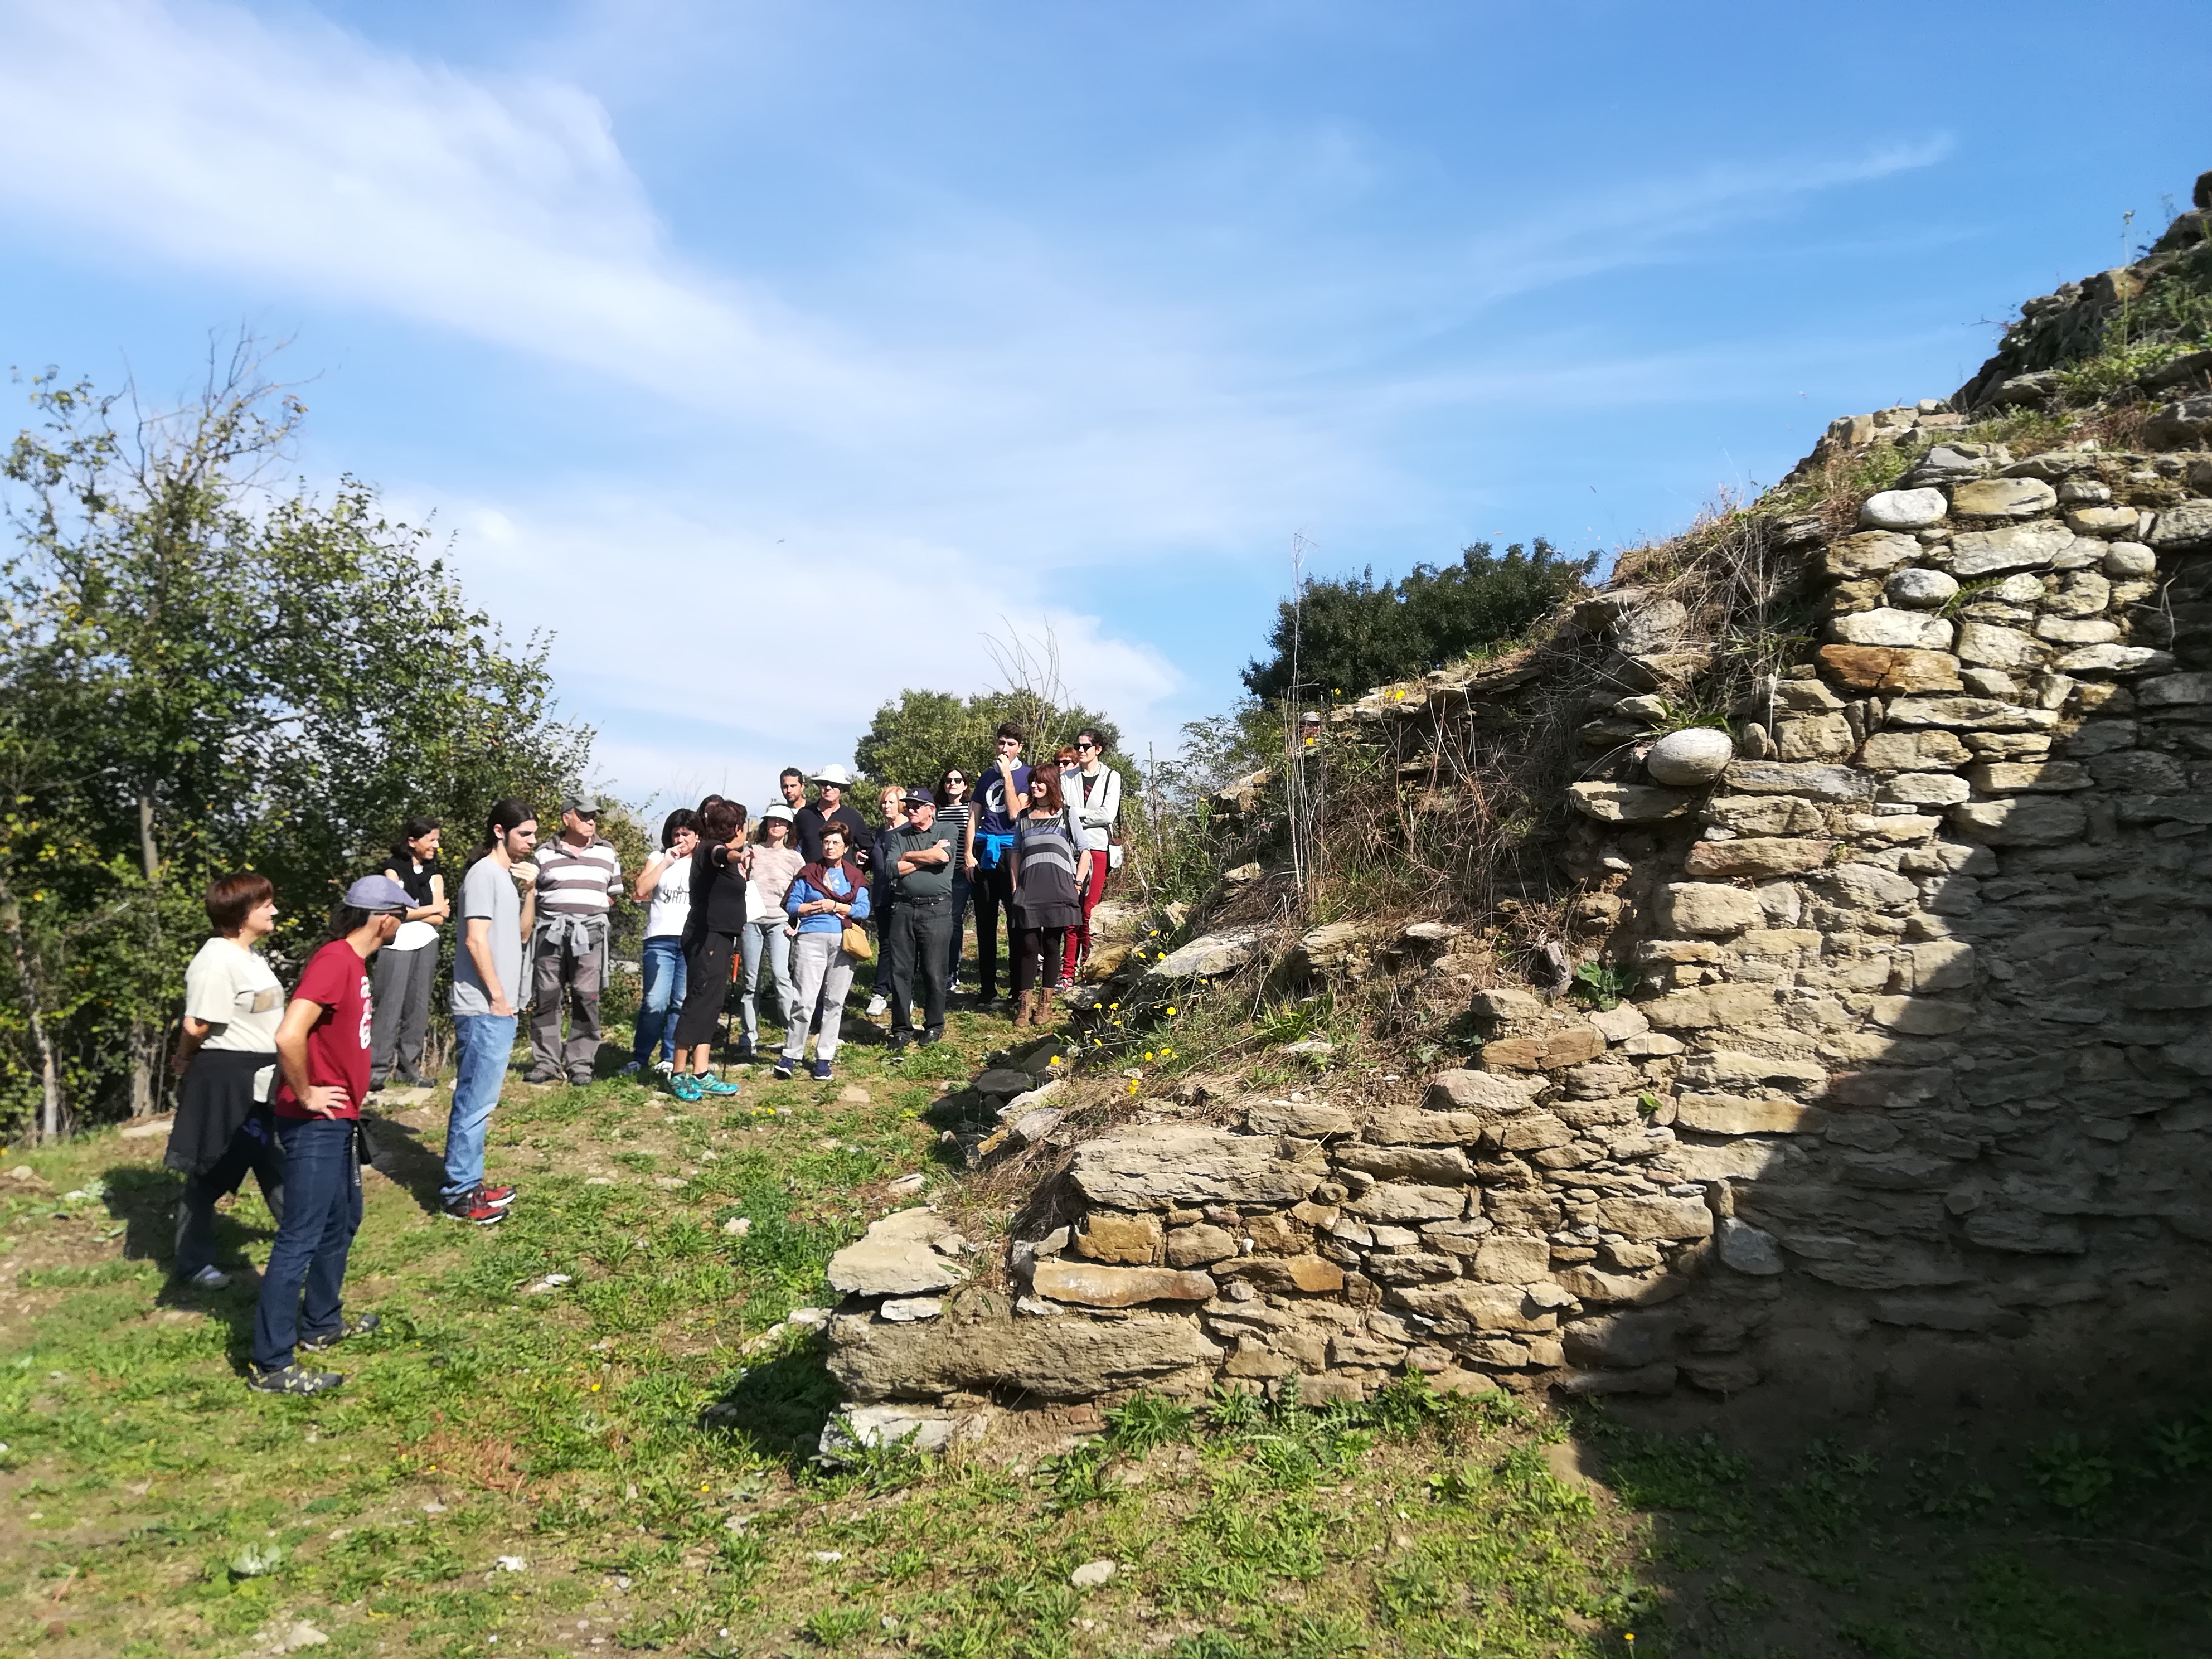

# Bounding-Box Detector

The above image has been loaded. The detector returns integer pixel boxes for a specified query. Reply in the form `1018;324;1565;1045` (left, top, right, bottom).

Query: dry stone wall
821;283;2212;1453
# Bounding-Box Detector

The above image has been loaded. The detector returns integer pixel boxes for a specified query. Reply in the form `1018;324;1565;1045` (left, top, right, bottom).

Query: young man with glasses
962;724;1031;1010
1064;730;1123;982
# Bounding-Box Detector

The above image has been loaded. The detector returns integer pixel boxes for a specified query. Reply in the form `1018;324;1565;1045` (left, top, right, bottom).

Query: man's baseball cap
560;792;606;817
343;875;414;913
902;788;934;807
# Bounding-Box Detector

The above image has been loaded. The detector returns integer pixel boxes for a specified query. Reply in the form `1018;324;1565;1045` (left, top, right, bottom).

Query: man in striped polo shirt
526;793;626;1085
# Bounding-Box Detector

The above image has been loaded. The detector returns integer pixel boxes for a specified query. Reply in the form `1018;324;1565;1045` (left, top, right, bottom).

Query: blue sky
1;0;2206;811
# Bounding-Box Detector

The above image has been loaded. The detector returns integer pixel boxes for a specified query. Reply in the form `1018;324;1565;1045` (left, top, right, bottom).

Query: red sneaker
479;1184;518;1209
441;1190;507;1226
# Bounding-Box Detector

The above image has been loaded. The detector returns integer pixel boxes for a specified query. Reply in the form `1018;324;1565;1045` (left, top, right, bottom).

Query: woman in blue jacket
777;823;870;1081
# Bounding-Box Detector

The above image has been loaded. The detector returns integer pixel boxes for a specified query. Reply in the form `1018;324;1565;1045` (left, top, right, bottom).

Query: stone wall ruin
820;205;2212;1450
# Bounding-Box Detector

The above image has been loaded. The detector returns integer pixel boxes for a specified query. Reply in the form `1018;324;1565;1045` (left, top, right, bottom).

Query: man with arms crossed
526;793;625;1085
443;799;536;1227
884;788;956;1053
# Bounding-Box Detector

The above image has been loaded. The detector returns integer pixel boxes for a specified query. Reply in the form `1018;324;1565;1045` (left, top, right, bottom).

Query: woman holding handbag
777;823;871;1082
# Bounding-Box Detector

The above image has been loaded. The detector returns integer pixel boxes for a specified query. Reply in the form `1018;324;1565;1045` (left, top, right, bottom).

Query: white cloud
0;0;1962;804
404;487;1181;806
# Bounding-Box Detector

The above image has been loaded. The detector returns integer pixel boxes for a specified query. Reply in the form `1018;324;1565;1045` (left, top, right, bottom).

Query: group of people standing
158;724;1124;1394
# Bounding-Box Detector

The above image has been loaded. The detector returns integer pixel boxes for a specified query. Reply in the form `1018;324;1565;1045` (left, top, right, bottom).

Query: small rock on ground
1070;1559;1117;1588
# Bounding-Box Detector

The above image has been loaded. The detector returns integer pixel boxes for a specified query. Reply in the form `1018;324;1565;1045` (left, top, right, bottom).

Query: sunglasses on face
1077;742;1098;751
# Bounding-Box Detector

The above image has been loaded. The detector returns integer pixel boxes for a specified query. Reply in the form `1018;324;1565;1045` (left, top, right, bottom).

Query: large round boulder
1645;726;1735;786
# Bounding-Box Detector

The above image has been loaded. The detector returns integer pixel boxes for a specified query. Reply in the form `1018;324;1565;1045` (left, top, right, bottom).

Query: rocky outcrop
821;174;2212;1429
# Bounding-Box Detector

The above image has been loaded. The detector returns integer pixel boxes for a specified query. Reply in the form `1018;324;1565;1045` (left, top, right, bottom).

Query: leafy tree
0;338;592;1137
1242;539;1597;702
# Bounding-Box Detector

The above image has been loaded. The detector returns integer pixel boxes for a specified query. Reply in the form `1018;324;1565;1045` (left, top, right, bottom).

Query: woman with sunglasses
1064;729;1123;982
933;768;974;995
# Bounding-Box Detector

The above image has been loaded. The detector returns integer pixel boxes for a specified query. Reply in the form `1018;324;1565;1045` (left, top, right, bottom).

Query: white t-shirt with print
183;936;284;1054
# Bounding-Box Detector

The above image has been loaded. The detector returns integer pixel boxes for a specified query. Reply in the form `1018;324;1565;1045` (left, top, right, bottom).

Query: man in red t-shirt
248;876;409;1394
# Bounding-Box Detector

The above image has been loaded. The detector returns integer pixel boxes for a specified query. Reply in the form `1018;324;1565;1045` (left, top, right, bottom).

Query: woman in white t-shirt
624;808;699;1075
164;872;288;1290
370;818;449;1090
738;804;805;1060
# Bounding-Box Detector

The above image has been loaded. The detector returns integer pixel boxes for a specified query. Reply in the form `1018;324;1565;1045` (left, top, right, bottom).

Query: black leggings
672;931;737;1050
1011;927;1067;997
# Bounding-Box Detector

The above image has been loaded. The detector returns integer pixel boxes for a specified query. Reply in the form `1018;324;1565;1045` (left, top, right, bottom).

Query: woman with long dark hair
1008;766;1088;1028
668;798;749;1100
626;807;699;1076
165;872;287;1290
369;817;447;1091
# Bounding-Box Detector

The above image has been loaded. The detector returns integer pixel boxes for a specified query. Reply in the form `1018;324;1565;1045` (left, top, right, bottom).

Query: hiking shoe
523;1070;560;1085
185;1264;231;1290
246;1362;343;1395
772;1060;794;1081
668;1072;706;1102
479;1183;518;1209
887;1031;911;1056
811;1060;834;1082
442;1190;508;1226
698;1074;740;1096
299;1313;381;1353
651;1058;675;1078
734;1040;756;1061
618;1060;643;1076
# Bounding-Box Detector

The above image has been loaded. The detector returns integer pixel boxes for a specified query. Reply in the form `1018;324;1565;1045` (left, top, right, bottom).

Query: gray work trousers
369;941;437;1088
528;924;605;1081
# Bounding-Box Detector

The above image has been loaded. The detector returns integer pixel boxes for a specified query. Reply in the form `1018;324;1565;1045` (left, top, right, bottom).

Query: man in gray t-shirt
443;807;539;1224
452;856;523;1016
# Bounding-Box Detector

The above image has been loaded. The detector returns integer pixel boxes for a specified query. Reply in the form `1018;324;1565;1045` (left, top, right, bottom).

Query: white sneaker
865;996;888;1017
652;1059;674;1078
187;1264;230;1289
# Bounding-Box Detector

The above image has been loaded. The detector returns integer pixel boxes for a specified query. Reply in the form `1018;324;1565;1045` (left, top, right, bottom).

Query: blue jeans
738;916;795;1045
445;1012;515;1203
631;936;687;1067
250;1115;362;1371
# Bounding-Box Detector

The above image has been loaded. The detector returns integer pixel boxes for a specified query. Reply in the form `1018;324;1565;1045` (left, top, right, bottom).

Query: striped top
532;837;623;917
936;803;973;874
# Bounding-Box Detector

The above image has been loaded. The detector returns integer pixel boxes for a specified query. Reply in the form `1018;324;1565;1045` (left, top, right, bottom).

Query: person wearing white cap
245;874;409;1395
793;765;869;865
739;803;804;1058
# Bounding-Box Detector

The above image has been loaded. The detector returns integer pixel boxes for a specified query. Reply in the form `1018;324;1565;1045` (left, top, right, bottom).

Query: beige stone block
1467;1238;1551;1282
1031;1260;1215;1307
1674;1094;1821;1136
1214;1253;1345;1295
1963;760;2090;793
1817;644;1963;694
1075;1211;1164;1265
1165;1224;1238;1269
1683;837;1832;879
1597;1195;1716;1240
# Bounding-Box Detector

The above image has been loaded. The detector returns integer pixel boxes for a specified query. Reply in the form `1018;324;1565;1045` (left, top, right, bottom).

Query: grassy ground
2;986;2209;1658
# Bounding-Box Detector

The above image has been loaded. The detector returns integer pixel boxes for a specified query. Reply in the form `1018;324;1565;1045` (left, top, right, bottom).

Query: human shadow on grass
359;1111;454;1217
698;1328;843;1472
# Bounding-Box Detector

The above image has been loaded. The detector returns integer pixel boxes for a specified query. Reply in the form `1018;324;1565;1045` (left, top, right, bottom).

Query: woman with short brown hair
164;872;287;1289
